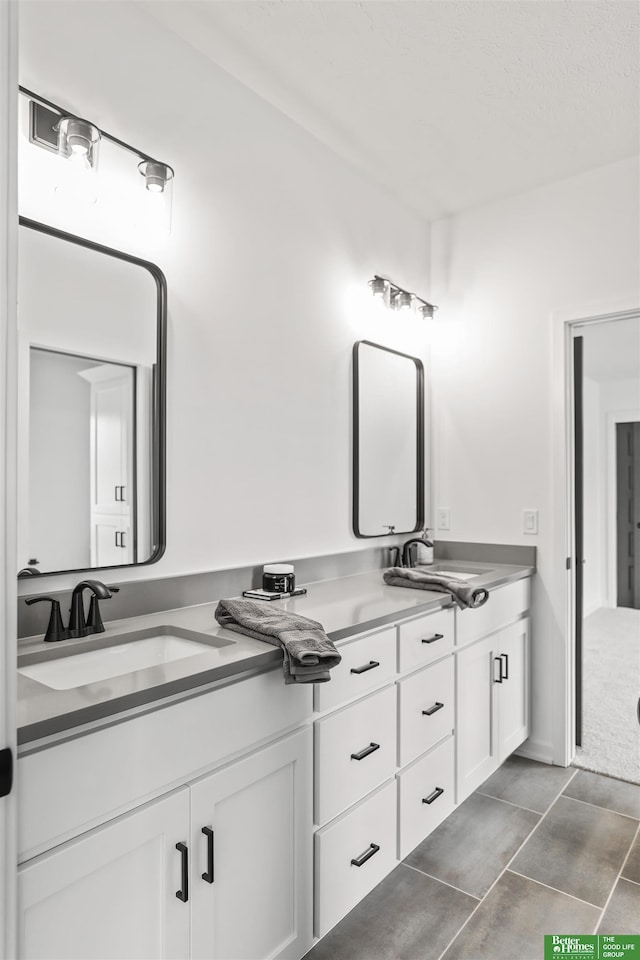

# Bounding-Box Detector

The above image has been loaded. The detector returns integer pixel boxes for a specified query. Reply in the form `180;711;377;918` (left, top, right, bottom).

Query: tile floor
304;757;640;960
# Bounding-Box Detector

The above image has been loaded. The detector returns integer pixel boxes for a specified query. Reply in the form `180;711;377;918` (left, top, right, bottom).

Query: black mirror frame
18;216;167;576
352;339;425;539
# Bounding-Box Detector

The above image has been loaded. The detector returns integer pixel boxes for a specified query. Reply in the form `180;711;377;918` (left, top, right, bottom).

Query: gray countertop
17;561;533;746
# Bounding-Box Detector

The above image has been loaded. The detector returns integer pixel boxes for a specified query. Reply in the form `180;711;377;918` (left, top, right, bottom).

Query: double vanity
16;558;532;960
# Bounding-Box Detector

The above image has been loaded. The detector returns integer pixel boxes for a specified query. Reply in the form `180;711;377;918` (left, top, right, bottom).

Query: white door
498;618;530;761
0;4;18;957
190;727;313;960
83;365;134;565
456;634;500;802
18;789;190;960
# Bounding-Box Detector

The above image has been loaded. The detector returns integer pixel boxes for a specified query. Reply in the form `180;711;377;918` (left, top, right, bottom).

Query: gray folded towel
383;567;489;609
214;598;341;684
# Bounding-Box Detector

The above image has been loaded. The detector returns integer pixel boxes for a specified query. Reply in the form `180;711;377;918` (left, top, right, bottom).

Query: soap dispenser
416;528;434;565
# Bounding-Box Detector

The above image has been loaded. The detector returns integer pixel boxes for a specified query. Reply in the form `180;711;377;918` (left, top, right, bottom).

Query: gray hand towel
383;567;489;609
214;599;341;684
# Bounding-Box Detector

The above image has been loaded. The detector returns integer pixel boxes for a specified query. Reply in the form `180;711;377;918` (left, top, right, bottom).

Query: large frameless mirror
353;339;424;538
17;217;166;577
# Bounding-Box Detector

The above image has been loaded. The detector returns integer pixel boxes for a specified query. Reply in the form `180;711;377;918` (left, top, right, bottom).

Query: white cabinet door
190;727;313;960
497;618;530;761
455;634;500;802
18;788;190;960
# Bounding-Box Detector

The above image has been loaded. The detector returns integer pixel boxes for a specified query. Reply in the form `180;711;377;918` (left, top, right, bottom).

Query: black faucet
69;580;118;637
401;537;432;568
26;580;119;643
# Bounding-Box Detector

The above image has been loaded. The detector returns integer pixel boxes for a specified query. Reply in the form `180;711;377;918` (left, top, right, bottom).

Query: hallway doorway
572;314;640;785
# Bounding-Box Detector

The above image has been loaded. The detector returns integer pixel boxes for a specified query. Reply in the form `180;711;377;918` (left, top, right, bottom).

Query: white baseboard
515;738;555;765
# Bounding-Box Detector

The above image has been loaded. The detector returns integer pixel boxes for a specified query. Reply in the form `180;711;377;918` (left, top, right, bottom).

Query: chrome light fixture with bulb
23;88;175;228
57;117;101;170
368;275;437;320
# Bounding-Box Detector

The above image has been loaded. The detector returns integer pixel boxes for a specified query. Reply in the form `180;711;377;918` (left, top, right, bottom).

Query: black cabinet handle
350;660;380;675
114;485;120;502
350;742;380;761
422;787;444;805
422;702;444;717
350;843;380;867
176;842;189;902
115;531;127;549
494;656;503;683
501;653;509;680
421;633;444;644
202;827;214;884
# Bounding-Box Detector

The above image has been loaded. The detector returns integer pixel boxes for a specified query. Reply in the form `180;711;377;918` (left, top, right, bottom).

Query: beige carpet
573;606;640;785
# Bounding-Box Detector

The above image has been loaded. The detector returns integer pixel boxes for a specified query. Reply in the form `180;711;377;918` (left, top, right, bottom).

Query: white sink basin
419;563;492;581
19;632;220;691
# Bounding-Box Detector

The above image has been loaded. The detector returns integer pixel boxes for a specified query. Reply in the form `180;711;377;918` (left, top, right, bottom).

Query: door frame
607;411;640;607
0;2;18;957
553;304;640;767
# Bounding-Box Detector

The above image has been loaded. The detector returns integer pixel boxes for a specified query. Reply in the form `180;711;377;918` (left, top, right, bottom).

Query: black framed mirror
17;217;166;577
353;339;424;538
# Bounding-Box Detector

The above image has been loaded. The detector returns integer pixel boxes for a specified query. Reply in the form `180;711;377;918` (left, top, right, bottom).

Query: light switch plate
523;509;538;534
437;508;451;531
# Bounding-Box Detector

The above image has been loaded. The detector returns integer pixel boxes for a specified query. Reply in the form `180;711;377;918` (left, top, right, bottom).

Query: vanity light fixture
369;275;437;320
138;161;174;194
22;87;175;224
57;117;101;170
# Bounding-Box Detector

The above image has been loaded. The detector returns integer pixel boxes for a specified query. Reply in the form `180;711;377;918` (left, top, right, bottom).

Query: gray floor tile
622;833;640;884
597;879;640;935
404;792;539;898
302;864;477;960
478;756;576;813
511;796;637;907
564;770;640;820
441;871;600;960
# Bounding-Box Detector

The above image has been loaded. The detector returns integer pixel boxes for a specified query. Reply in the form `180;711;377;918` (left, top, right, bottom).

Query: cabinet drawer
315;685;396;826
314;779;397;938
456;578;530;648
315;627;396;713
397;736;455;860
398;657;454;767
397;607;454;674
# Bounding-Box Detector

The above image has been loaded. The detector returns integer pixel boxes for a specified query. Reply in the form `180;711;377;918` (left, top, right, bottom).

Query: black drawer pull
422;787;444;805
202;827;214;884
350;660;380;675
422;702;444;717
421;633;444;644
494;656;503;683
350;742;380;761
500;653;509;680
351;843;380;867
176;842;189;902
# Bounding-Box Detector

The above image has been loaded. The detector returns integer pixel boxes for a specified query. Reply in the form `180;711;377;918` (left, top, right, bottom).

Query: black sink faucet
69;580;119;637
25;580;120;643
401;538;429;568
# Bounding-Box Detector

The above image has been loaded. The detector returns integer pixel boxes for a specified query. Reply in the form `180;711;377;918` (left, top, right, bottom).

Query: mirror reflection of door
28;349;135;572
17;219;164;576
616;421;640;609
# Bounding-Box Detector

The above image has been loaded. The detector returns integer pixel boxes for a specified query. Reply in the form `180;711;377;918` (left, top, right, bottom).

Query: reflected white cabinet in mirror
17;218;166;577
352;340;424;538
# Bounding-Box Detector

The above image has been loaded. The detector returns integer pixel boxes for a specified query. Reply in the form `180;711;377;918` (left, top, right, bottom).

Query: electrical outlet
523;509;538;535
437;508;451;531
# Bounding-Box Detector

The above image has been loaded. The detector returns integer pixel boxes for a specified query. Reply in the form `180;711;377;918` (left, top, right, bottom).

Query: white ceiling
145;0;640;221
583;317;640;383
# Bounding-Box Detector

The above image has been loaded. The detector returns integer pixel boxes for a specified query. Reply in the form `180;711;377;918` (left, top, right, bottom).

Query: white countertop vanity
16;560;533;960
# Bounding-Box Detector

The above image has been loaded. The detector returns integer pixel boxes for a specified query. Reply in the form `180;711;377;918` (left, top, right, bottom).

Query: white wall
430;156;640;762
18;1;431;593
